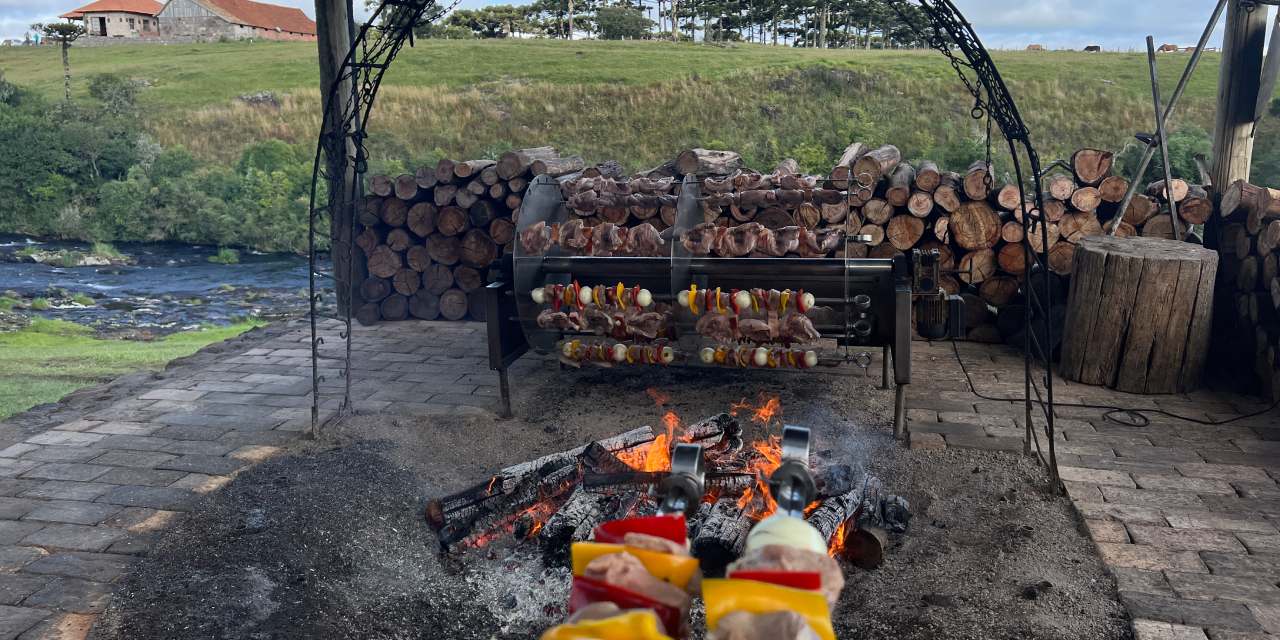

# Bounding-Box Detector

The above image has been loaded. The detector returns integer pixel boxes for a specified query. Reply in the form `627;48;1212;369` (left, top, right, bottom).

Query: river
0;235;319;335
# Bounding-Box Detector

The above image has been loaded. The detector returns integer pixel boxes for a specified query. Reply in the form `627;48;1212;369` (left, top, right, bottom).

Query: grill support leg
881;345;891;390
893;383;907;440
497;367;513;419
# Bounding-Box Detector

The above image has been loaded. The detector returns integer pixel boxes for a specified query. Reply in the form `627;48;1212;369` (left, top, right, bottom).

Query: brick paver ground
0;320;1275;638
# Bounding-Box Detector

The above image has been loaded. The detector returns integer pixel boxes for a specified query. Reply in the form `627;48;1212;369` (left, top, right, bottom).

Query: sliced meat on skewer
561;219;590;251
695;313;735;343
625;310;666;340
519;221;553;255
716;222;763;257
537;308;579;331
625;222;665;257
738;318;773;343
593;222;627;256
780;312;821;343
682;222;720;255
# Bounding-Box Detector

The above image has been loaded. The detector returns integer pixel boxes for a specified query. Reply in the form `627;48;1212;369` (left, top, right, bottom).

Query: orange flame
828;521;848;557
736;434;784;520
646;388;670;406
730;394;783;427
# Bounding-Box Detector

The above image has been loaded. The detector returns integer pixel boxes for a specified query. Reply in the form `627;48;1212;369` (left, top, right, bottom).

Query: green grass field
0;318;261;420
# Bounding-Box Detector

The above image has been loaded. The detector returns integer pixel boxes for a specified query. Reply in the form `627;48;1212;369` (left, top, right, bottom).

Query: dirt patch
91;360;1129;639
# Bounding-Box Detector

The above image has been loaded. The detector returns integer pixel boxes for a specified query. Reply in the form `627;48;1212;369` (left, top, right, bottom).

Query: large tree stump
1060;236;1218;394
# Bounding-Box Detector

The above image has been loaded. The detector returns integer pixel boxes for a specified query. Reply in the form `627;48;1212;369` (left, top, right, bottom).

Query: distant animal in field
1026;44;1044;51
1084;45;1101;52
1157;43;1179;53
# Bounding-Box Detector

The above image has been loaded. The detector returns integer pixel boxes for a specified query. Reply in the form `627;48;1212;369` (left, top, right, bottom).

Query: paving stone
23;433;103;447
0;498;38;520
1165;512;1278;534
1234;482;1280;500
1128;525;1247;553
1098;542;1207;572
1178;464;1275;484
1165;572;1280;606
22;501;120;526
19;483;112;502
86;451;175;469
0;446;39;459
168;474;230;494
942;434;1022;452
1112;568;1175;596
1102;487;1206;509
1200;551;1280;581
156;455;244;476
1115;445;1205;464
1054;441;1119;457
908;432;945;451
0;521;45;546
1132;620;1209;640
20;525;126;553
0;605;51;638
1207;498;1280;518
1072;454;1178;475
906;422;981;436
138;389;206;402
103;508;181;533
1201;451;1279;468
151;425;230;441
1060;466;1135;488
19;465;111;483
1119;592;1261;631
0;546;47;572
1062;481;1104;502
1133;474;1238;495
22;578;110;614
23;552;131;582
0;574;51;605
18;449;99;464
155;412;281;431
160;440;235;456
0;482;48;500
1085;519;1129;543
1248;605;1280;634
94;467;185;487
1236;532;1280;555
84;422;159;437
95;486;195;511
0;460;43;479
50;421;103;434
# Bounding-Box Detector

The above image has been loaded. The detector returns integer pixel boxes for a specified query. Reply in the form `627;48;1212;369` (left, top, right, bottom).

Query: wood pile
1217;179;1280;399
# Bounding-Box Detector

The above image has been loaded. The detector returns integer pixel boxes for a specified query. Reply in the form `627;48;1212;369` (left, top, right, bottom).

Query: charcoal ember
877;495;912;533
811;460;857;498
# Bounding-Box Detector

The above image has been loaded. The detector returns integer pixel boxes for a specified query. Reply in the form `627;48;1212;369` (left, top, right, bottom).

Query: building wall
81;11;159;38
158;0;315;41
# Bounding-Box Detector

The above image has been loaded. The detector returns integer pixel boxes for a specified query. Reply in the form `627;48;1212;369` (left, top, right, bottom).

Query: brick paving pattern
0;321;1274;638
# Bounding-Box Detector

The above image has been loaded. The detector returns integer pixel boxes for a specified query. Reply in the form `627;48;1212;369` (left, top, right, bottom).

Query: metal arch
886;0;1058;487
306;0;456;437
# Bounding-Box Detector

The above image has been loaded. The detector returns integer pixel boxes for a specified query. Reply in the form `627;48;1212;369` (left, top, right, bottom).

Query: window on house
128;17;135;28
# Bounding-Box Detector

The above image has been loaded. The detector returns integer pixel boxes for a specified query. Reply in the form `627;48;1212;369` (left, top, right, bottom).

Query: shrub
0;296;17;310
30;298;50;311
208;248;240;264
90;242;123;259
71;293;94;306
1115;126;1211;183
87;73;139;116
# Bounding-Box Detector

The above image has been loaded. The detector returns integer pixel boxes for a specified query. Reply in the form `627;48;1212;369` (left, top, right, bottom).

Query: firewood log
902;191;931;218
355;227;382;255
859;224;885;246
539;489;612;563
386;228;413;252
382;198;408;227
407;203;437;237
997;242;1027;275
963;160;992;201
359;197;383;227
435;158;457;184
488;182;508;200
1238;255;1259;291
1219;223;1249;256
862;198;893;225
821;201;849;225
367;245;402;279
1048;241;1076;275
506;194;523;211
994;183;1023;211
1147;178;1190;203
359;276;391;303
434;184;458;207
691;498;751;574
756;208;793;229
1141;215;1175;239
1104;219;1137;237
393;267;421;296
795;202;821;229
585;160;626;179
958;248;996;284
1039;198;1067;222
468;201;498;229
532;155;586;177
979;275;1019;306
489;218;516;246
439;289;469;321
426;234;461;266
415;165;438;190
1259;220;1280;255
1178;185;1213;225
1060;211;1103;243
933;172;963;213
479;165;501;186
454;159;495;179
933;215;949;243
829;142;869;189
915;160;941;193
409;291;440;320
423;263;454;295
394;174;418;201
885;163;916;207
1001;220;1024;244
355;303;381;326
508;176;529;194
1098;175;1129;203
1046;174;1076;201
453;266;483;293
950;201;1001;250
1120;194;1158;226
1070;186;1102;212
852;145;901;187
405;245;432;272
676;149;742;176
887;215;925;251
461;229;498;268
380;293;409;321
869;243;903;260
1070;148;1113;186
368;174;393;197
466;179;487;196
437;206;470;237
454;189;479;210
1026;220;1061;251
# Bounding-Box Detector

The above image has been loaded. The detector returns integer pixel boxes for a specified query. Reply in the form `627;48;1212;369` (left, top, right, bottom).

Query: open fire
425;393;906;572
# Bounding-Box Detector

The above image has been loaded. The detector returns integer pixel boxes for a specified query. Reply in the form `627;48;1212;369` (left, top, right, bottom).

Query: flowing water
0;235;318;335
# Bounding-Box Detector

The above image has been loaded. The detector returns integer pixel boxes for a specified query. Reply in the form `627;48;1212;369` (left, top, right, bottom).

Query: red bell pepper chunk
593;514;687;545
727;569;823;591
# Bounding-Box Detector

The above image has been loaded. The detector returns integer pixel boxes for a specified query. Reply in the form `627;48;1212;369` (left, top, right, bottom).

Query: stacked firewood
356;147;603;324
1217;179;1280;399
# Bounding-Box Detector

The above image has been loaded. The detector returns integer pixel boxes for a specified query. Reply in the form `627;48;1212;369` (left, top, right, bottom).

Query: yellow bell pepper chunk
780;289;791;313
689;284;699;315
540;611;673;640
702;579;835;640
616;283;625;308
570;542;700;590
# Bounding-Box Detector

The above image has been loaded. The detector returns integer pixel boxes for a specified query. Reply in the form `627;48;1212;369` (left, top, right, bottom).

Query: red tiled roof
59;0;163;18
199;0;317;35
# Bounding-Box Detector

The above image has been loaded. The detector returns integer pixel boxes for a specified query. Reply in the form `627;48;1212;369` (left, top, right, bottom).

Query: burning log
805;475;882;543
538;488;615;563
691;498;753;575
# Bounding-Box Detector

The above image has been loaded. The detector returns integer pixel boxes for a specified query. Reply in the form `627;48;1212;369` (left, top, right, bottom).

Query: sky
1;0;1239;50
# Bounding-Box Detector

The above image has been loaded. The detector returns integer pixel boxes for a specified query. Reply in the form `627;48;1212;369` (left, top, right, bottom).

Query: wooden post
1211;1;1270;189
316;0;359;314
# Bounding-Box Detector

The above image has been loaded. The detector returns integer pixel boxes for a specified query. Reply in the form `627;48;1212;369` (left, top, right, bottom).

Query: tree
31;22;86;102
596;5;652;39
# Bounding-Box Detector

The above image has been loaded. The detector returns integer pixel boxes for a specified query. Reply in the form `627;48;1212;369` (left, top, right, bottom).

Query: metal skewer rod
1147;35;1182;240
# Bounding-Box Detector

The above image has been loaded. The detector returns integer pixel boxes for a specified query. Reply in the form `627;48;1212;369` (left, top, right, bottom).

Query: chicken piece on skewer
780;312;821;344
583;552;691;611
682;222;720;256
593;222;627;256
560;219;590;252
716;222;763;257
537;308;579;331
625;222;666;257
795;228;845;258
519;221;553;255
737;318;773;343
695;312;735;343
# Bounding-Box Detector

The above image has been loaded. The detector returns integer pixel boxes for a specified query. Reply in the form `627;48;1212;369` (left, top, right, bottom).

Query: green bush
87;73;138;116
71;293;94;306
30;298;50;311
90;242;123;259
1115;126;1212;184
0;296;17;311
208;248;240;264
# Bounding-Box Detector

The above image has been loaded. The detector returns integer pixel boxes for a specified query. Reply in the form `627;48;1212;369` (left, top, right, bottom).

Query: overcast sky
1;0;1239;50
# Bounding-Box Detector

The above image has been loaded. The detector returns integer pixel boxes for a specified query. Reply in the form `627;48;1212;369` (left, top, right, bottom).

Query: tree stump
1060;236;1218;394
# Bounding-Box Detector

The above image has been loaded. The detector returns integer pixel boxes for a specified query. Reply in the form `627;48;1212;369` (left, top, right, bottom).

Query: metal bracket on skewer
767;425;818;518
657;443;705;517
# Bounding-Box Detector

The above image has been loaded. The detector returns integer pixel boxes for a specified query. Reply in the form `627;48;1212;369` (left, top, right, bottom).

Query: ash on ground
92;357;1130;640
